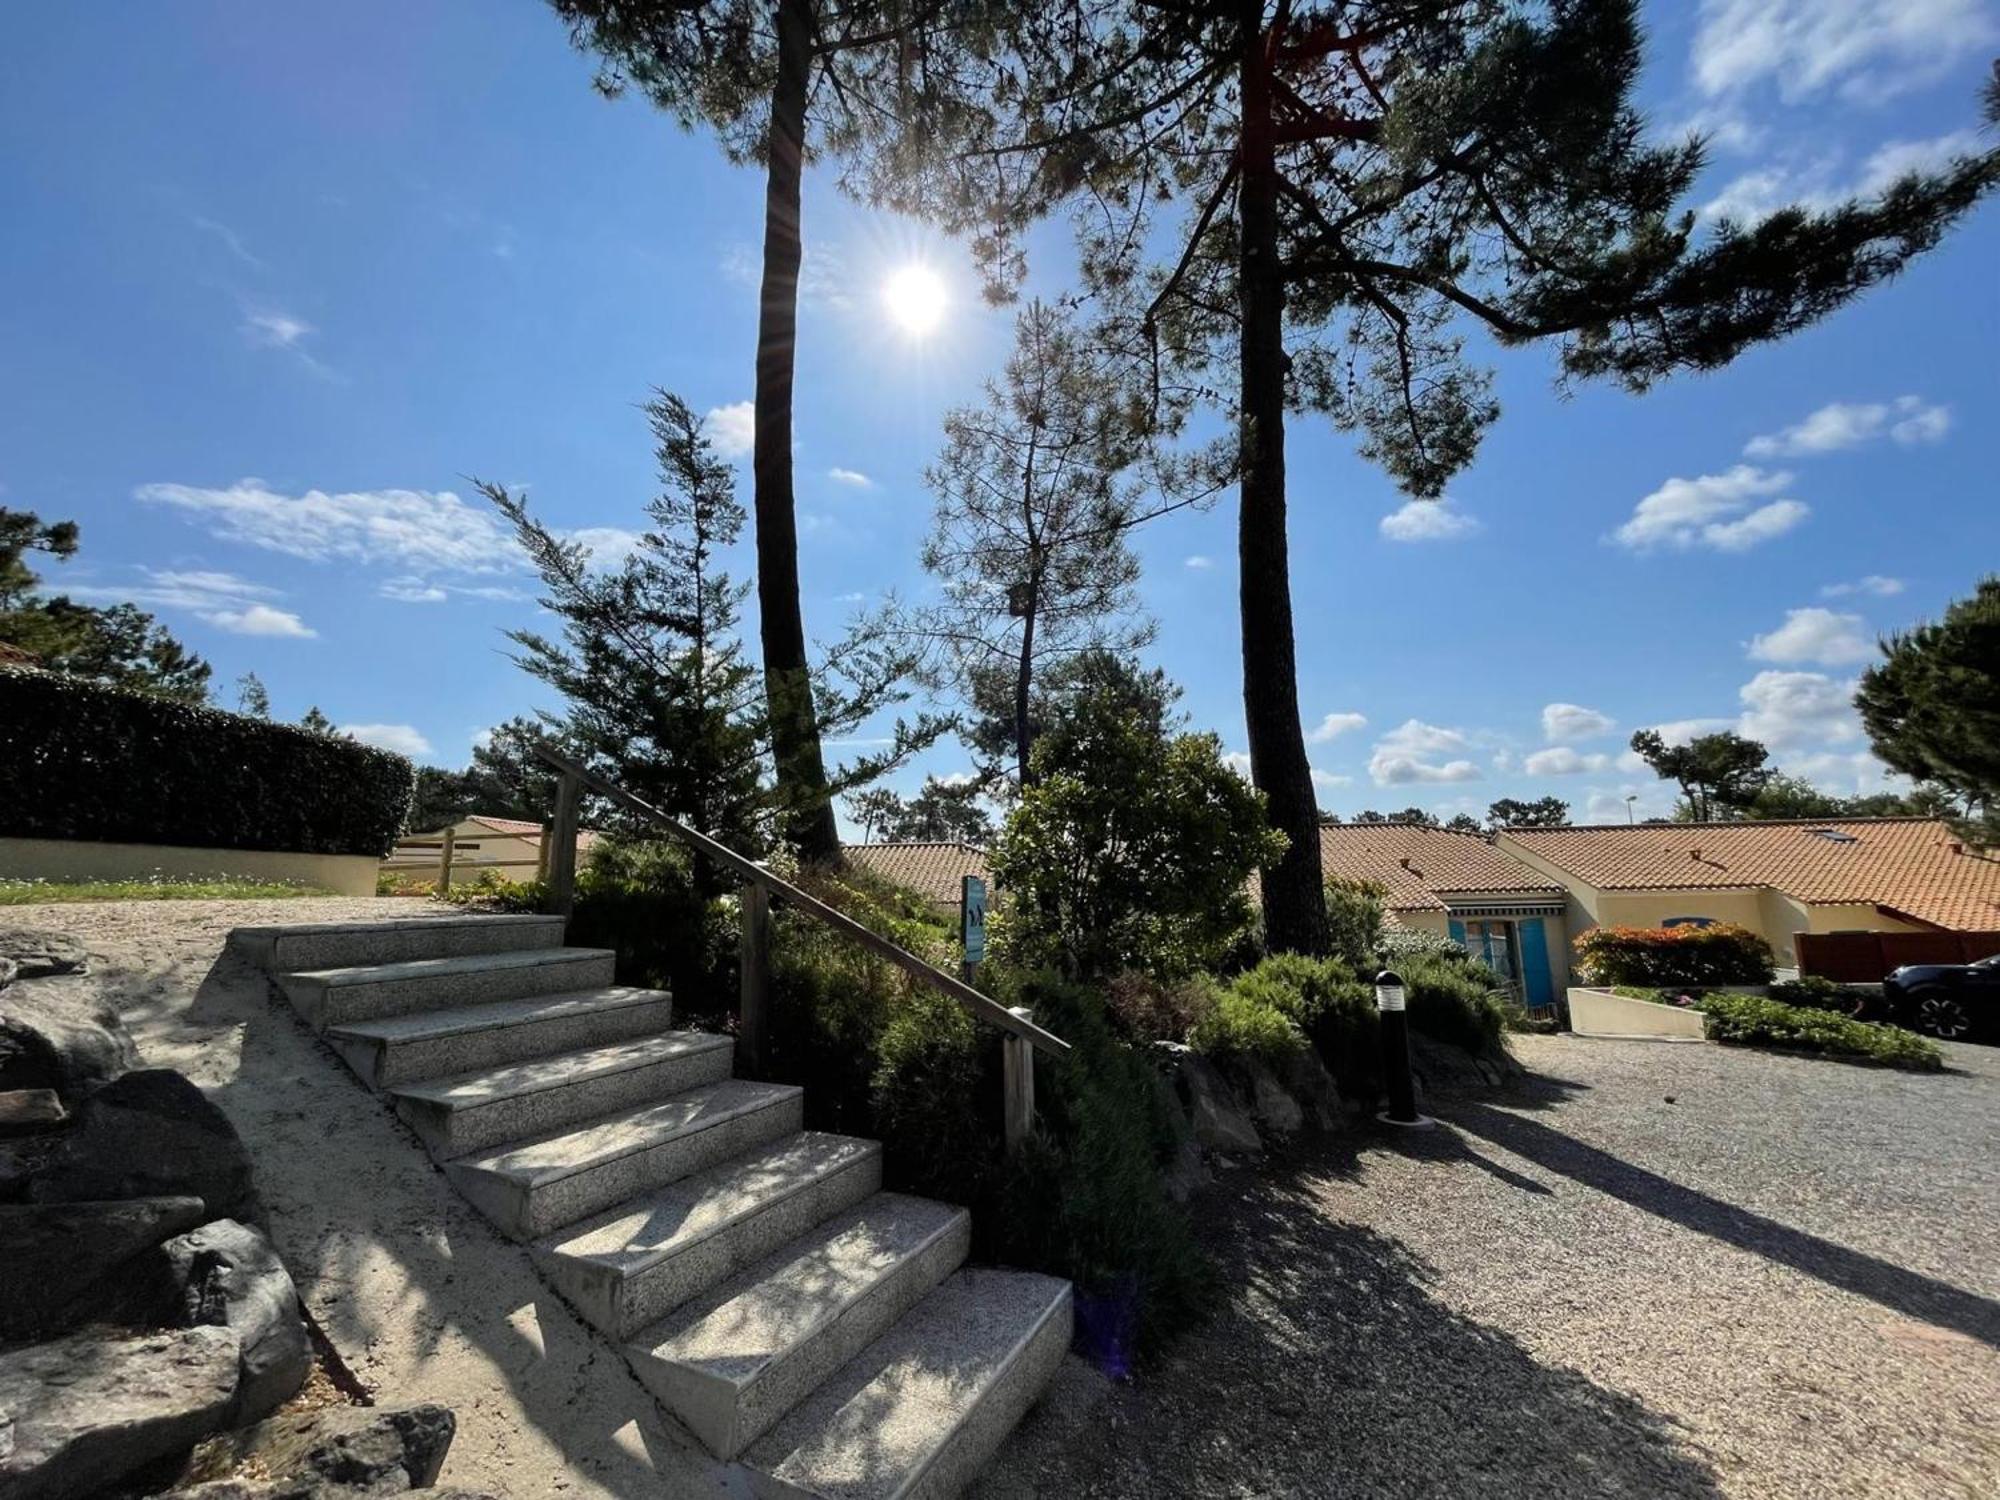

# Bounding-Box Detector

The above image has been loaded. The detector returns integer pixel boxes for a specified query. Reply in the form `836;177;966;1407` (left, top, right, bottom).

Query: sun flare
882;263;948;336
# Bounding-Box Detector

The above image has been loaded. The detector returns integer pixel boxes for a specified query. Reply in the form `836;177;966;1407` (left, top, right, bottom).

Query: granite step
231;913;566;972
279;947;616;1030
626;1194;971;1461
744;1269;1074;1500
388;1030;735;1159
536;1132;884;1338
327;986;676;1089
446;1079;805;1240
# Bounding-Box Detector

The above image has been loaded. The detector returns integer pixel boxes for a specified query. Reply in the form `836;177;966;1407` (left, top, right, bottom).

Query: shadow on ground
977;1135;1722;1499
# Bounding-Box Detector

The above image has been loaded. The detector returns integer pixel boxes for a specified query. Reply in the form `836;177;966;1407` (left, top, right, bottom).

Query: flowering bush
1574;923;1775;987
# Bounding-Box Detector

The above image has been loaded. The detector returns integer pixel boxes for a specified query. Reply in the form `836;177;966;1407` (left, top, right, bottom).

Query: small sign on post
960;875;988;982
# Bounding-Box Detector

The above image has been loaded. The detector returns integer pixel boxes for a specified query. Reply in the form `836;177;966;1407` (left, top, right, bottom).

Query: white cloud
1748;607;1875;666
1184;555;1214;570
1821;574;1904;599
1524;747;1611;776
192;215;264;270
206;603;315;638
567;526;644;569
1541;703;1615;743
1691;0;1996;104
1307;712;1368;743
1369;719;1482;785
1311;768;1354;790
343;723;433;758
65;567;315;638
707;401;756;458
1641;717;1737;747
1223;751;1253;779
1736;670;1861;748
380;577;449;604
138;480;518;575
828;467;874;489
242;310;312;349
1584;785;1671;823
1704;131;1982;221
1745;395;1952;457
1379;498;1480;542
1612;465;1807;552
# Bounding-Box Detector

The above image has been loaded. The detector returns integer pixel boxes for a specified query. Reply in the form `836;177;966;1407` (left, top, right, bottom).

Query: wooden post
536;820;554;881
738;882;772;1079
546;771;581;919
1003;1005;1035;1153
438;827;456;893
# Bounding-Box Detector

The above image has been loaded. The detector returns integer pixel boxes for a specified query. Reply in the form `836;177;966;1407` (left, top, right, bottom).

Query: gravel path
978;1033;2000;1500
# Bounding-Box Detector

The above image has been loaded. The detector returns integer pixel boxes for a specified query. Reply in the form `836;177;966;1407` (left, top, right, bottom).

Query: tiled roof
845;841;991;907
1318;824;1561;912
467;815;544;835
1502;818;2000;931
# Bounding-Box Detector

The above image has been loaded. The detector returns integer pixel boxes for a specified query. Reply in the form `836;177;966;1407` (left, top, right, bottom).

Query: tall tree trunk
1236;10;1326;954
1013;567;1040;784
754;0;840;864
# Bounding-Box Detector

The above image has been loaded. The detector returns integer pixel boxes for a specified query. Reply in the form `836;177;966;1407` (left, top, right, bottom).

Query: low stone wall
1568;987;1707;1041
0;836;378;897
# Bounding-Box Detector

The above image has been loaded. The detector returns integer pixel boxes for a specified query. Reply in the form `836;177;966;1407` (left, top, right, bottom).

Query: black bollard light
1374;968;1431;1128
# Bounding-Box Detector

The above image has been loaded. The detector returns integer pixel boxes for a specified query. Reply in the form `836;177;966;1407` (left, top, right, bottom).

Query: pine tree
1857;575;2000;841
892;1;2000;952
547;0;1001;862
1630;730;1774;822
299;706;336;735
482;392;768;858
236;672;271;718
1489;796;1569;829
907;300;1161;785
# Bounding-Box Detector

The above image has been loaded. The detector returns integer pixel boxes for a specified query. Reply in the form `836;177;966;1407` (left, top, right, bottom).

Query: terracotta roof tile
845;841;991;907
1318;824;1561;912
467;815;545;835
1502;818;2000;932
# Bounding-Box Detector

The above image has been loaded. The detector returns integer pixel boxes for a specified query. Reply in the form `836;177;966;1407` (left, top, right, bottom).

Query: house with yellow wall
1495;817;2000;971
1317;824;1572;1009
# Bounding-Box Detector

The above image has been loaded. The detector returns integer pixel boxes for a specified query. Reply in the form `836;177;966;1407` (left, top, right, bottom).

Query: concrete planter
0;837;378;897
1567;987;1707;1042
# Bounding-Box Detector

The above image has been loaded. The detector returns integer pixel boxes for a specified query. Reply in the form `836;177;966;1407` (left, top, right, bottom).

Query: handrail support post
1003;1006;1036;1154
546;771;581;919
739;882;772;1079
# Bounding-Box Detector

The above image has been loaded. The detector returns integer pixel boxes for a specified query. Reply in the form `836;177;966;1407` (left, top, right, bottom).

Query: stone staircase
232;913;1072;1498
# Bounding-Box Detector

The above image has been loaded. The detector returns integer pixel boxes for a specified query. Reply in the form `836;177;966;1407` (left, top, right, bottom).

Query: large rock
0;1088;65;1132
0;1195;206;1341
1166;1047;1262;1155
0;955;16;992
32;1069;259;1222
179;1405;459;1494
1275;1046;1344;1130
163;1219;313;1424
1242;1058;1305;1138
0;983;139;1100
0;927;89;978
0;1324;241;1500
1409;1032;1519;1095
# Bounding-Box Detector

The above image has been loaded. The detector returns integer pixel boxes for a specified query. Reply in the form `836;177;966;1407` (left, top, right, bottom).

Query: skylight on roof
1806;828;1858;844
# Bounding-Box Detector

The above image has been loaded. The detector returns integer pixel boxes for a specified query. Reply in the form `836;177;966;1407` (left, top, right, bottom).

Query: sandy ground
975;1032;2000;1499
10;896;746;1499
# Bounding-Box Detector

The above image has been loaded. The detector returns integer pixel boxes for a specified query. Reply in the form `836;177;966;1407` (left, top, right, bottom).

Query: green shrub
988;976;1211;1359
1188;983;1306;1064
871;988;999;1205
1323;879;1386;970
1228;953;1378;1096
1767;975;1868;1015
1699;992;1942;1071
0;666;414;855
1379;926;1466;965
1574;923;1776;987
1398;955;1509;1055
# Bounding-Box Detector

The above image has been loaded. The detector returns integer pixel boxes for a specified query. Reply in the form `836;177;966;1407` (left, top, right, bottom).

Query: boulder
1408;1033;1519;1095
0;927;89;978
0;955;16;991
0;984;140;1101
162;1219;313;1424
0;1087;65;1132
1275;1046;1344;1131
32;1069;259;1222
179;1405;459;1494
0;1324;241;1500
0;1195;206;1341
1167;1047;1262;1154
1242;1059;1305;1138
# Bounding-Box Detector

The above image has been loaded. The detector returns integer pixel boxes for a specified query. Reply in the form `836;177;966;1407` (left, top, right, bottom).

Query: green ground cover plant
0;876;334;904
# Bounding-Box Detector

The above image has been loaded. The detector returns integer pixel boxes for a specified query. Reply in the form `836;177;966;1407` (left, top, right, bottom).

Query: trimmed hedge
1699;993;1942;1071
0;667;415;857
1573;922;1775;987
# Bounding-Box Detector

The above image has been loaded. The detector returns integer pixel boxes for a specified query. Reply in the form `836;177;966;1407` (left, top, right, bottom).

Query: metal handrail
528;745;1070;1060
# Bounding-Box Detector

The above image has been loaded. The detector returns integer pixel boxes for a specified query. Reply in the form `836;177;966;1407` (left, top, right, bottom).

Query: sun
882;263;948;336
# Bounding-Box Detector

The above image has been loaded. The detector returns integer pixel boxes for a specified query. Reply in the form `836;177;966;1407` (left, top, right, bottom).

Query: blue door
1517;917;1555;1009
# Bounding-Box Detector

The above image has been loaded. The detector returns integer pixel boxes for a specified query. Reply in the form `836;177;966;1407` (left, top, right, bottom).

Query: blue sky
4;1;1996;831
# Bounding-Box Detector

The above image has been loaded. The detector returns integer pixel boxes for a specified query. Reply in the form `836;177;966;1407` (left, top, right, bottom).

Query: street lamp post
1374;969;1432;1129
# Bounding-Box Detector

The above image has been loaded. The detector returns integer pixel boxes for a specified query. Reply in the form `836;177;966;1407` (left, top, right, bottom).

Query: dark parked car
1883;953;2000;1043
